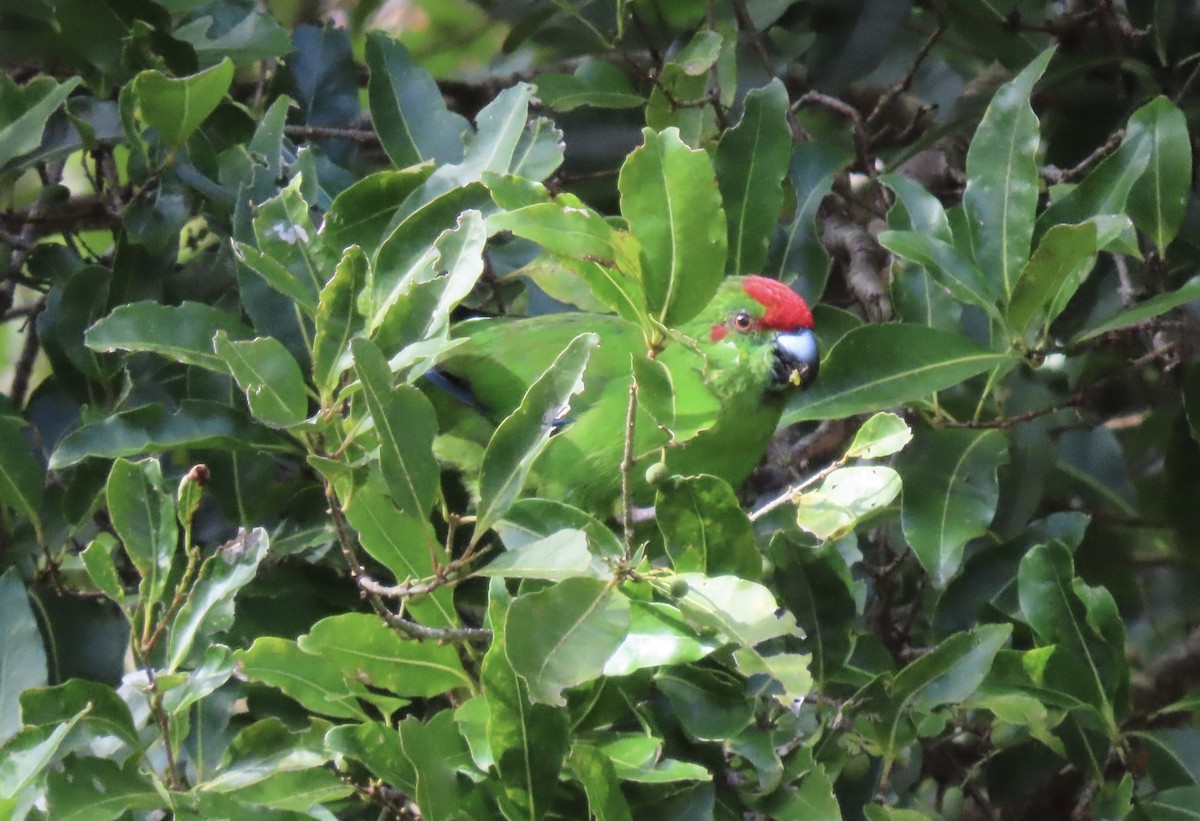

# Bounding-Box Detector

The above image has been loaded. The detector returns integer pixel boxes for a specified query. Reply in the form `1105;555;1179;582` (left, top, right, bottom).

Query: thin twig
728;0;774;75
750;455;845;521
793;92;872;174
284;124;380;144
9;299;44;409
866;21;946;127
1040;129;1124;184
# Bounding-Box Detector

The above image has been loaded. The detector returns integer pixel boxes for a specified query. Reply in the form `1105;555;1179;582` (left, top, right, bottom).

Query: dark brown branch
820;211;892;320
1040;129;1124;184
793;91;872;174
866;21;946;128
8;300;44;409
0;195;123;242
728;0;774;75
1132;622;1200;713
283;124;380;144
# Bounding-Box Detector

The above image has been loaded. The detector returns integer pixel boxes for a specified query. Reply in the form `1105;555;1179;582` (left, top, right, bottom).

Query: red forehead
741;275;813;331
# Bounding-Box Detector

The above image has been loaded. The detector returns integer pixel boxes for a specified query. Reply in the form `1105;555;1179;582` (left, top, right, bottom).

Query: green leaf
19;679;140;752
0;75;81;171
568;745;633;821
592;734;711;783
241;174;332;314
46;756;162;821
0;416;44;542
770;536;855;687
619;127;727;326
352;337;439;519
0;569;47;744
475;528;599;580
323;167;434;255
714;79;791;275
365;33;469;168
160;644;235;716
85;301;255;372
602;600;721;677
536;61;644;111
482;580;569;820
80;534;124;603
767;140;852;297
396;714;467;820
488;203;648;325
106;458;177;606
656;475;761;579
961;47;1054;298
312;245;368;402
211;766;354;813
782;324;1016;424
174;10;292;67
325;722;415;792
49;400;290;469
845;412;913;459
475;333;598;538
794;466;901;541
235;637;373;721
655;665;755;740
505;577;630;706
131;58;234;145
166;526;269;673
1071;276;1200;344
883;172;953;241
201;718;328;792
297;613;472;697
674;574;801;648
213;332;308;428
1006;220;1101;338
873;625;1011;778
0;709;88;801
877;230;999;312
497;498;625;559
1018;542;1127;726
899;429;1010;586
342;478;456;627
1127;96;1192;253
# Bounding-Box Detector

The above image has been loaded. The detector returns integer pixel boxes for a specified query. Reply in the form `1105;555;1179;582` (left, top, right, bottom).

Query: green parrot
429;275;818;514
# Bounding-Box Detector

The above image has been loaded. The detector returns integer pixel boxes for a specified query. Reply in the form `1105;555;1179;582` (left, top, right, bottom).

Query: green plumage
430;277;807;515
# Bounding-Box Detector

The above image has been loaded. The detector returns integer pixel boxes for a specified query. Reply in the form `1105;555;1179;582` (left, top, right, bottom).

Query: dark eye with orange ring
732;311;754;332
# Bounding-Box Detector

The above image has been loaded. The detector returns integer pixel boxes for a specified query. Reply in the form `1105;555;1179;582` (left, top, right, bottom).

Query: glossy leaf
1019;542;1127;724
656;665;755;740
1127;96;1191;253
80;534;124;604
342;479;456;627
365;33;469;168
961;48;1054;298
899;428;1009;586
619;127;726;326
782;325;1015;424
603;600;721;677
297;613;472;697
312;245;368;401
352;337;439;519
768;140;853;297
46;756;161;820
845;412;913;459
166;527;269;673
131;58;234;145
536;61;643;111
568;745;633;821
241;174;332;314
656;474;760;579
878;230;999;312
474;528;598;580
1005;220;1100;338
49;400;289;469
0;708;87;800
85;301;255;373
795;466;901;541
770;537;856;687
482;579;569;819
674;574;801;648
0;417;44;541
0;75;81;171
505;577;630;706
715;79;791;275
0;569;47;744
19;679;140;751
213;332;308;428
235;637;374;721
475;333;598;538
323;167;433;255
106;458;176;606
1071;276;1200;344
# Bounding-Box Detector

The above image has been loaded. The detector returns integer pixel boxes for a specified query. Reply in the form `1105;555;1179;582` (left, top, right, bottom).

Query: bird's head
688;275;819;399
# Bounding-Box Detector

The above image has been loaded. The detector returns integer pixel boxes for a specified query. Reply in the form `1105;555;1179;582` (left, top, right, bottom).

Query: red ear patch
710;323;729;342
741;275;813;331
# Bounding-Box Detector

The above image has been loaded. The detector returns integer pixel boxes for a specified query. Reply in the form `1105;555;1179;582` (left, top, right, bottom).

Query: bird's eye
732;311;754;332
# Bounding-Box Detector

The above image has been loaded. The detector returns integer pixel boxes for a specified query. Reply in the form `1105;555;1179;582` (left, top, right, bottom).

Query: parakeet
429;275;818;514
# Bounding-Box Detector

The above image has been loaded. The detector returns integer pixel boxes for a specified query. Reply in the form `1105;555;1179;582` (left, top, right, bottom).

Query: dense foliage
3;0;1200;818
